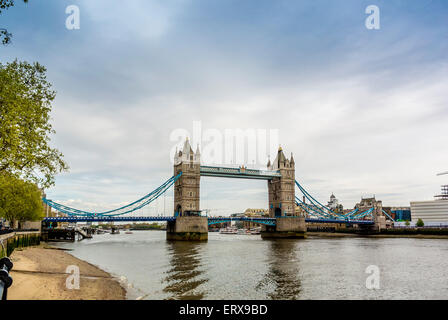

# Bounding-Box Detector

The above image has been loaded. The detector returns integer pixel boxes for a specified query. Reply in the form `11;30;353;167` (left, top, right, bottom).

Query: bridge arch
274;207;282;217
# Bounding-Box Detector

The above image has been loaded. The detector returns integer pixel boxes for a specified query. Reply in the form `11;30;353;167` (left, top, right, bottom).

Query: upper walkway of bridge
200;166;281;180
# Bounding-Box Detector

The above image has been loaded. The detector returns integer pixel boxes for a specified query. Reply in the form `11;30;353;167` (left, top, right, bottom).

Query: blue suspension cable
43;173;182;217
295;196;335;219
350;207;374;219
43;174;178;216
295;180;344;219
382;209;395;222
294;180;375;221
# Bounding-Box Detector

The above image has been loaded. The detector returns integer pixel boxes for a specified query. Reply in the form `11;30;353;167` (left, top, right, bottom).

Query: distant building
231;213;245;217
244;208;268;217
327;193;343;212
391;207;411;221
327;194;338;209
410;184;448;224
241;209;268;228
356;196;382;209
411;201;448;223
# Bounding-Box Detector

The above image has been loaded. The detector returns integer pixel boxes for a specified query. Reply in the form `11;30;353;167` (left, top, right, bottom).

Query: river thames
56;231;448;300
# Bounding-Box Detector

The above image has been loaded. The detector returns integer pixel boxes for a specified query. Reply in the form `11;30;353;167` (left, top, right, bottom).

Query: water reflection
258;240;302;299
163;241;208;300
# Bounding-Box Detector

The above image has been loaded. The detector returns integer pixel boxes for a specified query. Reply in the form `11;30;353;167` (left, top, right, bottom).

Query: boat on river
219;227;238;234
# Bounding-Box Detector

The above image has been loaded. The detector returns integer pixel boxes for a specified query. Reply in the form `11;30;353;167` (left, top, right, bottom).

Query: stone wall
167;216;208;233
21;221;42;231
0;231;41;258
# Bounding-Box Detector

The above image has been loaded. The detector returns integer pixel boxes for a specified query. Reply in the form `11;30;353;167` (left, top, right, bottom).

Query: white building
327;194;339;209
410;200;448;224
410;174;448;225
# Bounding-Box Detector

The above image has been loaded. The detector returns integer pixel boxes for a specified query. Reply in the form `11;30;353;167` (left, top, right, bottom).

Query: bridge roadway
43;216;375;226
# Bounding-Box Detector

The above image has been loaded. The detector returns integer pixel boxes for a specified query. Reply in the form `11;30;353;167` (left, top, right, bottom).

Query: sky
1;0;447;216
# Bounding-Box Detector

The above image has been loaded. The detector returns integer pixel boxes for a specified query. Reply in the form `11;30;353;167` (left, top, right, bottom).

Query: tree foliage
416;218;424;227
0;173;44;225
0;60;68;188
0;0;28;44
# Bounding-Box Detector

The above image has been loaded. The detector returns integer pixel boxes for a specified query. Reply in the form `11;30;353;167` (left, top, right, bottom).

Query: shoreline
8;244;126;300
307;231;448;239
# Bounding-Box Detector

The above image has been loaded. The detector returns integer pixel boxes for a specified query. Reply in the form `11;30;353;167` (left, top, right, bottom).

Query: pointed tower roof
174;146;179;163
277;146;286;162
194;143;201;163
182;137;193;155
267;155;271;168
290;152;295;165
272;146;286;169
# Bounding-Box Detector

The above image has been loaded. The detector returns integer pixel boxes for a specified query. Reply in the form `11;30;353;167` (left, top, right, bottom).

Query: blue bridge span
42;164;382;227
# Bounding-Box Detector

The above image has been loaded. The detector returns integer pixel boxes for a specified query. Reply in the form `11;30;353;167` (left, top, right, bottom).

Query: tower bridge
43;138;386;241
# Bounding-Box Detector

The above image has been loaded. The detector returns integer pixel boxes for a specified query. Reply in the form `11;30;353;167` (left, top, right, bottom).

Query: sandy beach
7;245;126;300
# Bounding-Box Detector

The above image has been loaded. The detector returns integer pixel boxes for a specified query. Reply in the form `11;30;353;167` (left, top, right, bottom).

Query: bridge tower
356;196;386;234
267;147;296;217
173;138;201;216
262;147;306;238
167;138;208;241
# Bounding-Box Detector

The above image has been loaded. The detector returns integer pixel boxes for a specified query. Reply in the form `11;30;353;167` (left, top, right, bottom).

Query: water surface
56;231;448;300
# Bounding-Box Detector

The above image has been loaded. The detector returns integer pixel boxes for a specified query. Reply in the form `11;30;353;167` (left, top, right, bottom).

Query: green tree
1;0;29;44
0;173;44;227
405;220;410;226
0;60;69;188
416;218;424;228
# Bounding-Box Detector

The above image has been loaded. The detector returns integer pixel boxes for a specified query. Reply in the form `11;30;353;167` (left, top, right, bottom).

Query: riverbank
8;245;126;300
307;231;448;239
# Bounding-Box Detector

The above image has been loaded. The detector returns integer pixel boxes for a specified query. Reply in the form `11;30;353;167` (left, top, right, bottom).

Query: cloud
1;0;447;214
